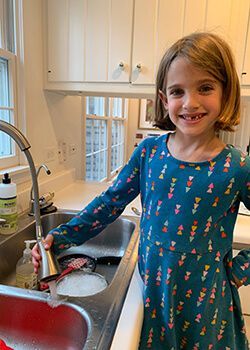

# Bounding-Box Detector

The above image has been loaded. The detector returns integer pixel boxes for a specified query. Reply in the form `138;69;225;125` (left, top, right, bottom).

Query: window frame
0;47;19;169
83;97;128;182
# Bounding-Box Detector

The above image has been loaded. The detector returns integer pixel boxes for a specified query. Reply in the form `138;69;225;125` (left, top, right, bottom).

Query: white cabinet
242;24;250;85
85;0;133;82
131;0;250;85
45;0;250;93
46;0;133;83
47;0;85;82
108;0;133;83
205;0;249;79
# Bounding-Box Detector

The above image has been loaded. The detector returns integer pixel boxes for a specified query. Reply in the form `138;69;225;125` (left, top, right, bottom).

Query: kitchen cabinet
131;0;250;85
205;0;249;80
46;0;133;83
47;0;85;82
242;24;250;85
44;0;250;94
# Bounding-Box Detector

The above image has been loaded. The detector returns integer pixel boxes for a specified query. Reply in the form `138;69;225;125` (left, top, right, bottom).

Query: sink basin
0;210;136;287
0;287;89;350
0;210;139;350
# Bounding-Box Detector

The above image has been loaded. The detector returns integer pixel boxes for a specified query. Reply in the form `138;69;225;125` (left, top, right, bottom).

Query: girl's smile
179;112;206;122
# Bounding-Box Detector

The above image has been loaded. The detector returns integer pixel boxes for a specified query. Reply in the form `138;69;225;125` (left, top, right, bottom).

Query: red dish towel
0;339;13;350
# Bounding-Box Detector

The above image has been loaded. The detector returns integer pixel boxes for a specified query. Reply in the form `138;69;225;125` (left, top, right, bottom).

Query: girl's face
161;57;223;138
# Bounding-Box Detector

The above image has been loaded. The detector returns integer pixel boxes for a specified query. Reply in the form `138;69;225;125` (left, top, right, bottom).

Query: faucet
29;164;57;216
0;120;61;282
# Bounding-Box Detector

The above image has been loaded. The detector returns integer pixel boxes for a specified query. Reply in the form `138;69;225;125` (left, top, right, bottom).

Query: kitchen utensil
56;257;89;281
58;253;96;272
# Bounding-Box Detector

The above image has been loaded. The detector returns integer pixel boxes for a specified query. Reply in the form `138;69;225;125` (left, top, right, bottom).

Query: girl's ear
158;90;168;110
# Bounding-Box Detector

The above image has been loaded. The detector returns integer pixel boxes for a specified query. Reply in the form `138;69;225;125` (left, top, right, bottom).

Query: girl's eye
170;88;184;96
199;85;214;93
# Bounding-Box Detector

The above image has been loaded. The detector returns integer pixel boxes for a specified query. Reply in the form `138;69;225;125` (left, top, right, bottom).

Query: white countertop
53;180;250;349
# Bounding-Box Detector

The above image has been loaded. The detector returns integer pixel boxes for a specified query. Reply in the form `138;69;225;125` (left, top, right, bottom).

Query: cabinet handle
119;62;125;70
136;63;142;71
242;72;247;75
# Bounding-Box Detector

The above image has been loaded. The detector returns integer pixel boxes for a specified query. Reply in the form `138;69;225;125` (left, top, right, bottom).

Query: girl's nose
182;93;200;111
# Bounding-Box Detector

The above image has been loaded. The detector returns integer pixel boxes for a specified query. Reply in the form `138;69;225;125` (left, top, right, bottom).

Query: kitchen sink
0;288;89;350
0;209;139;350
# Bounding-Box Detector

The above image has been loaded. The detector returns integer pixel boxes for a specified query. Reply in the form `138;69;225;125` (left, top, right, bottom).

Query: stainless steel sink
0;287;89;350
0;209;139;350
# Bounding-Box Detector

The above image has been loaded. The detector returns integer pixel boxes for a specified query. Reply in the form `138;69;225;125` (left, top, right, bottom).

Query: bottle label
16;272;37;289
0;197;17;234
0;197;17;214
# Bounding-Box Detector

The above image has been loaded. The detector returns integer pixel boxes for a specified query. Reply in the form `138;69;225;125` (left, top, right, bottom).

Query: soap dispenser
16;240;37;289
0;173;17;235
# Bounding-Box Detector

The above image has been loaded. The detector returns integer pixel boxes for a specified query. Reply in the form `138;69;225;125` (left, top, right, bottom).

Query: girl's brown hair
154;32;241;132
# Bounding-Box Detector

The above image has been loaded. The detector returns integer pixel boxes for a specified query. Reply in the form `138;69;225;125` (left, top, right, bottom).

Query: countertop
53;181;250;349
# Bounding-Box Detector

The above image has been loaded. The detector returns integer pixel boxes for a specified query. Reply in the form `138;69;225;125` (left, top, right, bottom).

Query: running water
47;280;65;308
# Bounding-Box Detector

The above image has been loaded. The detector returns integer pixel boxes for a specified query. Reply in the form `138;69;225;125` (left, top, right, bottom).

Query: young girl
32;32;250;349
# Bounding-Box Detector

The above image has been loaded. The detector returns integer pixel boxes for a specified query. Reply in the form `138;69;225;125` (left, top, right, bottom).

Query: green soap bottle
0;173;18;235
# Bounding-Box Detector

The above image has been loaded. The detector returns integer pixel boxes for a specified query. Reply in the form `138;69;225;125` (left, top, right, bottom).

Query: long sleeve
50;143;143;255
232;159;250;286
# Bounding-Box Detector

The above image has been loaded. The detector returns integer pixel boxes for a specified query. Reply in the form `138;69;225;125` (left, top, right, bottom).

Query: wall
21;0;82;178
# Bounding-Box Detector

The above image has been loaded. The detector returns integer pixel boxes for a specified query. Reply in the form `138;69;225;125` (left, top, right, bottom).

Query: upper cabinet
46;0;133;83
242;22;250;85
44;0;250;94
47;0;85;82
131;0;250;85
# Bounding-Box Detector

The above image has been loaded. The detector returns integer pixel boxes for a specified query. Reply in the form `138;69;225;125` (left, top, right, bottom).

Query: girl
33;32;250;349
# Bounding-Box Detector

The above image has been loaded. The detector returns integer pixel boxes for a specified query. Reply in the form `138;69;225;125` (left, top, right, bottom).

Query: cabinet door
80;0;134;82
131;0;249;86
47;0;85;82
85;0;109;82
242;24;250;85
131;0;209;85
205;0;249;77
131;0;157;84
108;0;134;82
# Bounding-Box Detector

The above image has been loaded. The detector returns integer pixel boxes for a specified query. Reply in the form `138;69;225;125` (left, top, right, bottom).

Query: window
0;0;18;169
84;97;127;181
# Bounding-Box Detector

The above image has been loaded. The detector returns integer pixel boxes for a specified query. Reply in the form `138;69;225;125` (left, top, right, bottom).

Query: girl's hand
232;273;243;288
31;234;54;274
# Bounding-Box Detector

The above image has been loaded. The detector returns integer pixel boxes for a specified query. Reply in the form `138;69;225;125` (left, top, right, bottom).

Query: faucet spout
0;120;61;282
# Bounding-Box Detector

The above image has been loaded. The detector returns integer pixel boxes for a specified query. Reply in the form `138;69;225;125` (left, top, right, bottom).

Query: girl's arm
232;168;250;287
49;143;143;255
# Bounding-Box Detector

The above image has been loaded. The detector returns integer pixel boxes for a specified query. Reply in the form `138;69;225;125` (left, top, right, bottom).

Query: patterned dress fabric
50;134;250;350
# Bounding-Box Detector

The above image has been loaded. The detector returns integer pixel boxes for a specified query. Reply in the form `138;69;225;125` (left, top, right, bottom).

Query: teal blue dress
50;134;250;350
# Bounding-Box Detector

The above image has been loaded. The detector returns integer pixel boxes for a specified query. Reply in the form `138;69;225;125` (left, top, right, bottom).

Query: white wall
21;0;82;179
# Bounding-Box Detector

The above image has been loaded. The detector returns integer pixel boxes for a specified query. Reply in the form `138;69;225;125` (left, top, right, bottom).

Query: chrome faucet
0;120;61;282
29;164;56;216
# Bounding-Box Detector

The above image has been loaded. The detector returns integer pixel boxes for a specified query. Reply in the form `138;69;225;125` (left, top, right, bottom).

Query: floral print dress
50;134;250;350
